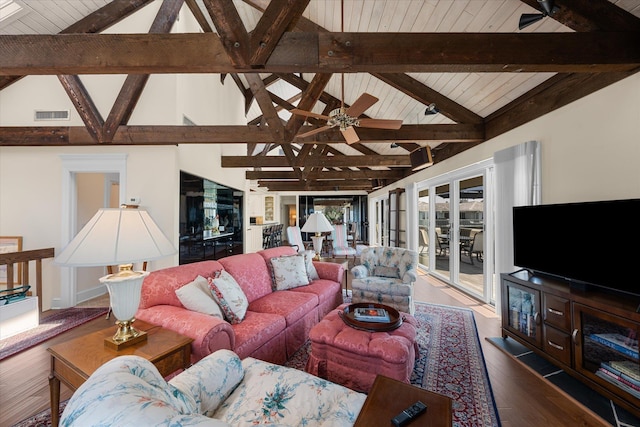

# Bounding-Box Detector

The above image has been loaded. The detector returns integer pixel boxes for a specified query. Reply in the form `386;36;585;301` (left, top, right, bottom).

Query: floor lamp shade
301;212;334;259
55;206;176;349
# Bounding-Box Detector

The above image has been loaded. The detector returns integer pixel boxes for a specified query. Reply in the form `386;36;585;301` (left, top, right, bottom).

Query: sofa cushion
270;255;310;290
218;253;273;303
175;275;223;318
290;278;341;305
249;290;318;326
140;260;225;309
208;271;249;324
231;311;287;359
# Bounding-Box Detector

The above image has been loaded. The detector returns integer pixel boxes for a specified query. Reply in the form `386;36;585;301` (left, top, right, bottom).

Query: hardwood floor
0;272;609;427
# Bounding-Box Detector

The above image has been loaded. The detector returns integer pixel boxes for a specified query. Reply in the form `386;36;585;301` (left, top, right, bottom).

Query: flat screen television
512;198;640;297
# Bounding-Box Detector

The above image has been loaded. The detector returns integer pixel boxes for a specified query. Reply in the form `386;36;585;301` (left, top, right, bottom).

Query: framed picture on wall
0;236;23;285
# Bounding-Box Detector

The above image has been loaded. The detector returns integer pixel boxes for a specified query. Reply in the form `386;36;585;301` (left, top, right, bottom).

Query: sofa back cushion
140;260;224;309
218;253;273;303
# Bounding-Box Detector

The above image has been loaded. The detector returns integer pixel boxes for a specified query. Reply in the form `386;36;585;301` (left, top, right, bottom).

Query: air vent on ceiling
34;110;69;121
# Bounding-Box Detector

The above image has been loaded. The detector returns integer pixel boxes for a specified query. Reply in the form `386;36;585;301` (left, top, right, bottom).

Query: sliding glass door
416;161;494;303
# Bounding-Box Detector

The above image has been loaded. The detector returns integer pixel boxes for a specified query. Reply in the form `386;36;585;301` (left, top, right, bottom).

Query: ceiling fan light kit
410;146;434;171
518;0;559;30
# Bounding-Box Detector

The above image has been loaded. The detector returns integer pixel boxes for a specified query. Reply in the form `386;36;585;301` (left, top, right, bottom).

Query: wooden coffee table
47;320;192;427
354;375;453;427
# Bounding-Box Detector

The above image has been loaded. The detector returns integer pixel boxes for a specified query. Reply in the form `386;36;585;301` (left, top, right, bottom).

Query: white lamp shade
301;212;335;234
55;207;176;267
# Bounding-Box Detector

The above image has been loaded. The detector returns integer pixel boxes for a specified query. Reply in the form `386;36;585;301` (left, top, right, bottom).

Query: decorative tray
338;302;403;332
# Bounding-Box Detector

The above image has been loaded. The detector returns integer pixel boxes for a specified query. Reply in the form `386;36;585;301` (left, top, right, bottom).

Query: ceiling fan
290;0;402;145
290;90;403;144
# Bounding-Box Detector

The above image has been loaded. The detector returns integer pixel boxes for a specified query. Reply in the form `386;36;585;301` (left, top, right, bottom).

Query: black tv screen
513;199;640;297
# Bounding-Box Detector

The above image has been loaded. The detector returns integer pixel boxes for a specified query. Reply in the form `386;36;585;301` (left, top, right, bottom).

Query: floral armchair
60;349;365;426
350;246;419;314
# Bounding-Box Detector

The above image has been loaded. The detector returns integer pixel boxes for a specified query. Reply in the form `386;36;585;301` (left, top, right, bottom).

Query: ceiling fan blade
297;125;332;139
341;126;360;144
345;93;378;117
357;118;403;130
289;109;331;121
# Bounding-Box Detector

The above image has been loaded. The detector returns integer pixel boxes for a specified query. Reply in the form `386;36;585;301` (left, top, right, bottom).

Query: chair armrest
402;270;417;283
136;305;235;362
351;265;369;279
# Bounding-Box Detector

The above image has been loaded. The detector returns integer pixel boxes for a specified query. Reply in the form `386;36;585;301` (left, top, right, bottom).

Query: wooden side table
354;375;453;427
47;320;192;427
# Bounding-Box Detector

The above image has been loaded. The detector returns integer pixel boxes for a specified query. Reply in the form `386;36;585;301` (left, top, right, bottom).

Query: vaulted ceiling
1;0;639;192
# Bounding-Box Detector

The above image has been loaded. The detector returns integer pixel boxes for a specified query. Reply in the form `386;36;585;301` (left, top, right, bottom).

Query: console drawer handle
547;308;564;316
548;341;564;351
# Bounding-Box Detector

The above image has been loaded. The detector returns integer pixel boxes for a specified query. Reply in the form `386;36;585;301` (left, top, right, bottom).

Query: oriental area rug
0;307;108;361
14;303;500;427
286;302;501;427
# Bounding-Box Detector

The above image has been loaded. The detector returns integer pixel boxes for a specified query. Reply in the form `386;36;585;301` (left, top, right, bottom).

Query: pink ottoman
305;303;418;392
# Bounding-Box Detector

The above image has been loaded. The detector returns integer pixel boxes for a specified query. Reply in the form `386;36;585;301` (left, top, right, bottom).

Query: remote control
391;401;427;427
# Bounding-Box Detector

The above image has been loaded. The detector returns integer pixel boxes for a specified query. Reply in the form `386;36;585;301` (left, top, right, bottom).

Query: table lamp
301;212;334;260
55;205;176;349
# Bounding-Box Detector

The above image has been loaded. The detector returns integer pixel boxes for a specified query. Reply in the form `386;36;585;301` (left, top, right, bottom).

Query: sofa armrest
169;349;244;416
136;305;235;362
312;261;344;284
351;265;369;279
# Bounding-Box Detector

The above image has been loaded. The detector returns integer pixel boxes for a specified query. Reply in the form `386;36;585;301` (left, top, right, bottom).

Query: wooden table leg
49;373;60;427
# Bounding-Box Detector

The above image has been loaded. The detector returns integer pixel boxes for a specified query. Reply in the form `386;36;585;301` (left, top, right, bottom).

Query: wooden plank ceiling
0;0;639;192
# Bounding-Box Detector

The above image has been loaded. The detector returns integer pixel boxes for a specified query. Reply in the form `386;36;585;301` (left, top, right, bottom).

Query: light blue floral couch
60;349;365;426
350;246;419;314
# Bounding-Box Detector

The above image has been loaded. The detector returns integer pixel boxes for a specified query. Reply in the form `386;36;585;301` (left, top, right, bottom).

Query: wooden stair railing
0;248;55;317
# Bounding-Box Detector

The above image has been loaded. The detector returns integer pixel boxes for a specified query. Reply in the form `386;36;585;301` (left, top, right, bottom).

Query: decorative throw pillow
175;275;224;318
271;255;310;290
303;250;320;281
207;271;249;324
374;265;400;279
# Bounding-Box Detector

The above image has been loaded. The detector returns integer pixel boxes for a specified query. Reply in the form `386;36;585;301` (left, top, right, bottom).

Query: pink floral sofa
136;246;344;364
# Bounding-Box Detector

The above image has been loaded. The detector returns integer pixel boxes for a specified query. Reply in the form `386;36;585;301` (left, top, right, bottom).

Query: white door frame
58;154;127;308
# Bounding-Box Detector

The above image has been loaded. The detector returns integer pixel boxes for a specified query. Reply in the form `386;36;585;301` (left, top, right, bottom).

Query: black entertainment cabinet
501;270;640;417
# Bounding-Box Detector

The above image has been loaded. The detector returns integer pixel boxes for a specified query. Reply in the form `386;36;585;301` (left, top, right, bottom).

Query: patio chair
418;228;429;253
435;232;449;256
331;223;357;259
286;226;311;253
350;246;419;314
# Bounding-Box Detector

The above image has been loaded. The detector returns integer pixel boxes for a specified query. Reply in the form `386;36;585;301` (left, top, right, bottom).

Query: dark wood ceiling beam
201;0;250;67
57;75;104;143
259;180;372;192
103;0;183;141
0;123;483;146
485;70;639;140
245;74;286;142
372;73;482;125
246;169;404;180
297;123;484;144
222;155;410;168
3;32;639;75
284;73;332;140
0;0;155;90
185;0;214;32
250;0;310;66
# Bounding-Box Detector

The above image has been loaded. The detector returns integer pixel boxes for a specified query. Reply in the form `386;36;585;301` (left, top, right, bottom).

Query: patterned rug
0;307;108;361
286;302;501;427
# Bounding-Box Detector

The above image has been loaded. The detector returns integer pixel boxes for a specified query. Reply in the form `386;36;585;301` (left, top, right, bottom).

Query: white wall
371;72;640;204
